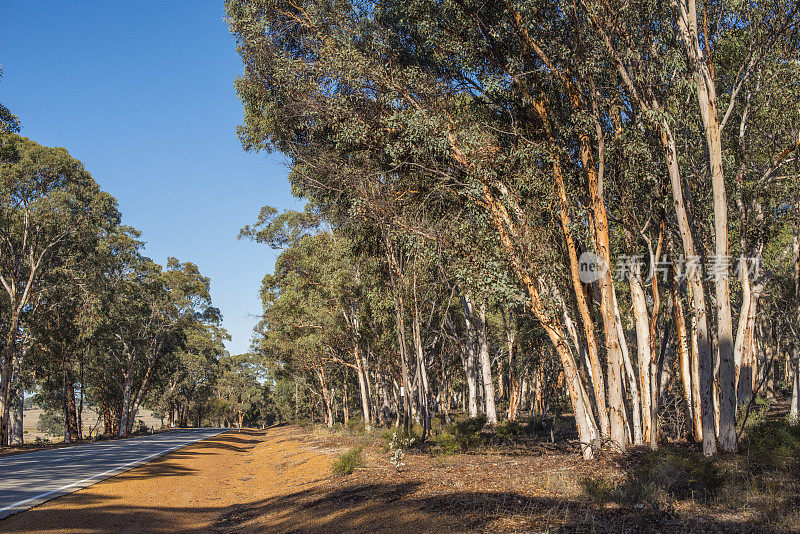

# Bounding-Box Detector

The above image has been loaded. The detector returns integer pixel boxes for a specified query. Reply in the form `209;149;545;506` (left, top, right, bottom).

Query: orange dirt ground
0;426;461;534
0;427;330;533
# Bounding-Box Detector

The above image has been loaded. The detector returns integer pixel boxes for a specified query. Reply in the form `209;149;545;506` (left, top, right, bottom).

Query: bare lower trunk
395;299;412;434
734;258;752;410
10;381;23;446
672;0;736;453
476;301;497;426
661;121;716;456
343;378;349;426
461;296;479;419
355;356;372;430
602;278;627;449
0;312;20;447
791;346;799;425
613;290;642;445
103;406;114;436
119;351;133;436
674;284;695;440
505;316;520;422
411;296;431;440
793;229;800;426
629;270;652;446
63;367;79;443
317;368;334;428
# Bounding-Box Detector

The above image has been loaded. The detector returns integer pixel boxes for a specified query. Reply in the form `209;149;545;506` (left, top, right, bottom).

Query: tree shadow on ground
3;481;785;533
209;481;788;534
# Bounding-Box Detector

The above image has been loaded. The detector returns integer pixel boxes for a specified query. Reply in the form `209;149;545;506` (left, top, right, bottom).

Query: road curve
0;427;226;519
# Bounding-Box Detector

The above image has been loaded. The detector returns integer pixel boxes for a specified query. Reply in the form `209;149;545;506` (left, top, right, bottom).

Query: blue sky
1;2;302;354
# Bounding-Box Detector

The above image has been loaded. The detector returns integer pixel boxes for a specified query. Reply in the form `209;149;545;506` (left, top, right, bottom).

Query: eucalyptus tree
227;0;609;454
114;258;218;436
580;0;800;453
216;353;263;429
148;323;228;428
0;134;118;445
83;223;219;436
228;0;800;457
253;225;358;428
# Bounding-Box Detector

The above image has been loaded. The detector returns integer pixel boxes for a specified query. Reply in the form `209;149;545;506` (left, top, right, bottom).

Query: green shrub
495;420;524;438
449;415;486;436
332;447;363;476
133;420;150;435
37;410;64;436
346;417;365;433
582;474;615;503
743;421;800;470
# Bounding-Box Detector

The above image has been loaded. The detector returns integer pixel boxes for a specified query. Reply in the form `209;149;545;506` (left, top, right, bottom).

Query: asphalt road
0;427;226;520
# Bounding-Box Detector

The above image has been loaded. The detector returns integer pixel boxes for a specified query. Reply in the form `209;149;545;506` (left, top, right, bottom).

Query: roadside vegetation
0;71;277;448
224;0;800;528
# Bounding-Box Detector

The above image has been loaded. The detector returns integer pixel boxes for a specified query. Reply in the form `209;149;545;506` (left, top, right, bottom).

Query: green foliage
272;378;299;422
742;421;800;470
428;415;487;453
215;353;264;427
37;410;64;436
332;447;363;476
133;420;150;435
583;448;726;510
581;474;617;504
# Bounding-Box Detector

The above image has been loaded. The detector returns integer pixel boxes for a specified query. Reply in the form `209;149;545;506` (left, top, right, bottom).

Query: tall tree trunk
63;365;79;443
355;349;372;430
461;296;479;419
294;379;299;422
661;122;717;456
119;352;133;437
103;406;114;436
735;256;753;410
503;311;520;422
78;351;84;439
793;225;800;425
672;0;736;452
0;310;20;447
791;346;799;426
395;302;412;434
10;377;23;446
411;284;431;440
317;368;334;429
379;371;390;427
674;281;696;440
476;301;497;426
343;376;349;426
582;112;627;450
629;266;652;446
612;289;642;445
552;168;610;438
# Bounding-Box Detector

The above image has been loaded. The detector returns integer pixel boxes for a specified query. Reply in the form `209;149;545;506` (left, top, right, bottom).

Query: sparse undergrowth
581;421;800;528
308;417;800;532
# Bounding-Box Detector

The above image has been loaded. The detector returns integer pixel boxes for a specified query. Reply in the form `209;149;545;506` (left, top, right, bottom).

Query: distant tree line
0;71;267;444
228;0;800;458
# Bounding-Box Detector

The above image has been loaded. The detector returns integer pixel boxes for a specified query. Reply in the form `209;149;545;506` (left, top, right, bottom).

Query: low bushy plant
743;421;800;470
332;447;363;476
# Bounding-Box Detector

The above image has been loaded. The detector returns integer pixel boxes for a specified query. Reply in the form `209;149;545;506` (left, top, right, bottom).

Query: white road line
0;429;226;517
